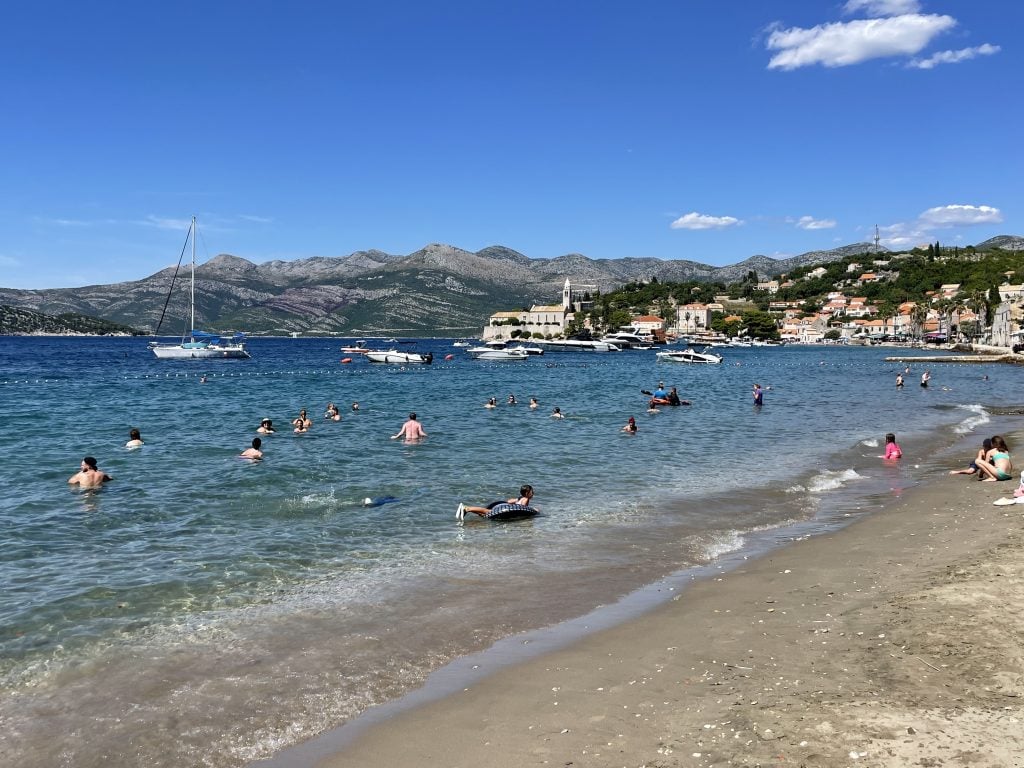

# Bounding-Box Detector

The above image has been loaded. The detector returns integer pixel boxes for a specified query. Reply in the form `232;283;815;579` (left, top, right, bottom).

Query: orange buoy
341;357;353;364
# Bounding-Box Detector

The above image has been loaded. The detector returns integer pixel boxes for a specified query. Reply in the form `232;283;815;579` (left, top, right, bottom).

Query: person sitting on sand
68;456;112;488
457;484;536;518
257;418;275;434
391;412;427;440
125;428;144;448
977;435;1013;481
240;437;263;460
883;432;902;460
949;438;992;476
622;416;638;433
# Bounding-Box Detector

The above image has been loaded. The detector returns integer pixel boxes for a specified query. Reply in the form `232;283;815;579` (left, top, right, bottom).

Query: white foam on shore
807;468;864;493
953;403;990;434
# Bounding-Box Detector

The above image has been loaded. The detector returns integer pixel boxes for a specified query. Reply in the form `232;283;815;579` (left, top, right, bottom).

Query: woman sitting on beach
976;435;1013;481
949;438;992;476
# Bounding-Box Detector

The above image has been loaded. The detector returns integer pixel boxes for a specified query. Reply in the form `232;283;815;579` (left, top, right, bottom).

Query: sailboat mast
190;216;196;336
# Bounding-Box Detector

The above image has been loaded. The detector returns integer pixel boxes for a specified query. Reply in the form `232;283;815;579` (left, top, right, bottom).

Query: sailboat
150;217;251;359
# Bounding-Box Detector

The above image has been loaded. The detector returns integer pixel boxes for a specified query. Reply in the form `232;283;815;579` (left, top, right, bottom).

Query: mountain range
1;236;1019;335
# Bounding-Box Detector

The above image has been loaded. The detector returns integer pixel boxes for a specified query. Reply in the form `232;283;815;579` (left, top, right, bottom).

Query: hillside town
481;263;1024;350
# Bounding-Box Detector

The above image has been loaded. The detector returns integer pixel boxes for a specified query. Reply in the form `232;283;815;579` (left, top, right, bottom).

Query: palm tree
910;303;929;340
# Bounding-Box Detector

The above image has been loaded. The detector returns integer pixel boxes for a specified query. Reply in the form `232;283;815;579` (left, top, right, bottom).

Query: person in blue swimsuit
457;485;536;518
977;435;1013;481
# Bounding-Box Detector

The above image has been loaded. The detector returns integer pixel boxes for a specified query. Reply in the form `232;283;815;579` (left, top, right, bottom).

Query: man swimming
391;412;427;440
68;456;112;488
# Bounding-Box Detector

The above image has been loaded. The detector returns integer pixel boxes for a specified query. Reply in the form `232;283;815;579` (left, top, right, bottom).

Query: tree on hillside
742;310;780;340
910;303;929;340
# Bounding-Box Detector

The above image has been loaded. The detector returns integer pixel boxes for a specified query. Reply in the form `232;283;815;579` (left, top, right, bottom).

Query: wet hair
519;484;533;498
885;433;896;444
409;412;417;420
252;437;262;449
129;429;141;441
982;438;993;451
83;456;98;469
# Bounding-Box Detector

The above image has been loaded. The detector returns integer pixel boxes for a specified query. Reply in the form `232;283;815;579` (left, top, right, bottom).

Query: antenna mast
874;224;880;252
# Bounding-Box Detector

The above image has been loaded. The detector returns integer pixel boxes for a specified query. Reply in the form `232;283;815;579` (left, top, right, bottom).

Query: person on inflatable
457;484;536;518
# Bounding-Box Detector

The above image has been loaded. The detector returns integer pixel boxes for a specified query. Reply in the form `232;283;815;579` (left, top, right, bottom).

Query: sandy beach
283;448;1024;768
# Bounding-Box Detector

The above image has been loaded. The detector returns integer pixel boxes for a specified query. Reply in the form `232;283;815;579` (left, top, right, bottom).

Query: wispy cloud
239;214;273;224
765;14;956;70
843;0;920;16
670;212;743;230
143;215;193;230
880;204;1002;247
793;215;837;230
908;43;1000;69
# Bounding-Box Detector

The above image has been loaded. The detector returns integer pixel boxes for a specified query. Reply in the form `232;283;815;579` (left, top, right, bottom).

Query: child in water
883;432;902;460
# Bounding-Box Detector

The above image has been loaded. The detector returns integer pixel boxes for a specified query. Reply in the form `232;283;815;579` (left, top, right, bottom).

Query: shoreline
263;439;1024;768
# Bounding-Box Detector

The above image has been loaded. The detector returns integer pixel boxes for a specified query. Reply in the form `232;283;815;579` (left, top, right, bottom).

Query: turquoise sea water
1;336;1020;767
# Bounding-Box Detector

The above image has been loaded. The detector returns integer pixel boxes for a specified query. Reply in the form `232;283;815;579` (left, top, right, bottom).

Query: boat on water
508;344;544;356
656;348;724;364
531;339;620;352
340;340;370;354
467;341;529;361
150;217;250;360
452;340;474;347
365;350;433;364
600;327;654;349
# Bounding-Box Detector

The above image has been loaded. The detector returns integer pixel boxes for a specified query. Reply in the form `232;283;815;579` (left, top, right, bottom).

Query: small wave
953;403;990;434
807;468;863;493
861;438;879;448
700;530;744;561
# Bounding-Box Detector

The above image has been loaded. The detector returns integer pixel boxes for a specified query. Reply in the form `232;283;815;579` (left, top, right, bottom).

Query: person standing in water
391;412;427;440
920;370;931;388
752;383;764;406
125;429;144;448
68;456;112;488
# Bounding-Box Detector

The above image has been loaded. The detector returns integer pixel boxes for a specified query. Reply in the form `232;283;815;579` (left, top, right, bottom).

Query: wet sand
293;454;1024;768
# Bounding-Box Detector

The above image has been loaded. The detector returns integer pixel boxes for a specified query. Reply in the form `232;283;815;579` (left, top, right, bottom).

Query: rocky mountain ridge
0;237;1013;335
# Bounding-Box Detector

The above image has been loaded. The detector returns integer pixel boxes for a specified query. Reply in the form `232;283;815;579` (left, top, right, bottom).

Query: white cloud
908;43;1000;69
878;204;1002;247
239;214;273;224
144;215;193;230
795;215;837;230
766;14;956;70
918;204;1002;227
843;0;920;17
670;212;742;230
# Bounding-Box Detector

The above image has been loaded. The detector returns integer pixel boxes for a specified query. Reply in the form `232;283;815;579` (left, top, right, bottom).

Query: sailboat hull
151;342;250;359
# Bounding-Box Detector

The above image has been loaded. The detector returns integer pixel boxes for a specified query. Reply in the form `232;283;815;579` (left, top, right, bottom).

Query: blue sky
1;0;1018;289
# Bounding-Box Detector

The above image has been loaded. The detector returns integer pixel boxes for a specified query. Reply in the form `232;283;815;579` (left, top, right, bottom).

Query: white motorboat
365;350;433;364
150;217;250;360
600;327;653;349
508;344;544;356
467;345;529;361
452;340;473;347
656;348;723;364
531;339;620;352
341;340;370;353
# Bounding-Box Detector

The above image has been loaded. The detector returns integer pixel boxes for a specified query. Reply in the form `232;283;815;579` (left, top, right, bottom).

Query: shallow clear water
1;336;1019;766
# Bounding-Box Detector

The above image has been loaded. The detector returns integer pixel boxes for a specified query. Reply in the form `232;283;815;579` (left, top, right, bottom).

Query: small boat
452;340;473;347
150;217;250;360
656;348;723;364
340;340;370;353
467;342;529;361
508;344;544;356
365;350;433;364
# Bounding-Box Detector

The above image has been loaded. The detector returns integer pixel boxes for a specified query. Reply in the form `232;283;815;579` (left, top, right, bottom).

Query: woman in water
622;416;638;433
977;435;1013;481
257;418;275;434
125;428;144;448
456;485;536;519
